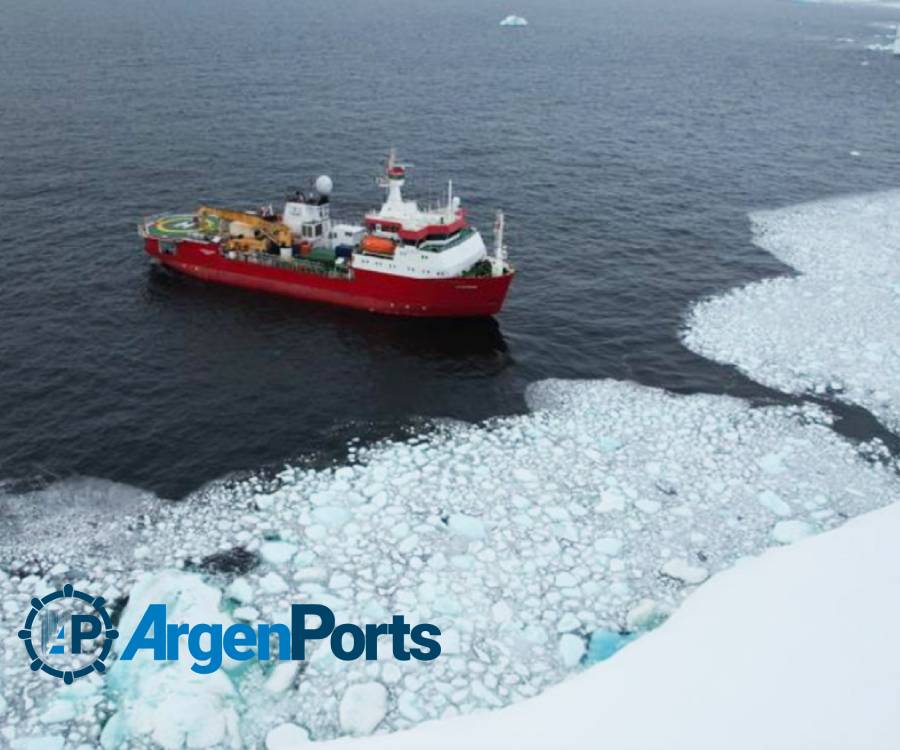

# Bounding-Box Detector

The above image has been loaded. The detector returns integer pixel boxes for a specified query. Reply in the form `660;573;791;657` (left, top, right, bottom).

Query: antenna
379;148;398;190
447;180;454;219
493;210;507;276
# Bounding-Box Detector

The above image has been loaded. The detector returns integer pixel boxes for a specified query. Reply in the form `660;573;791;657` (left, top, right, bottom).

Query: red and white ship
139;151;514;317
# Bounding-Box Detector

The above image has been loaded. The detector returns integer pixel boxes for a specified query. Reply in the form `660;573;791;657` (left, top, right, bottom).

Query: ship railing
229;248;351;279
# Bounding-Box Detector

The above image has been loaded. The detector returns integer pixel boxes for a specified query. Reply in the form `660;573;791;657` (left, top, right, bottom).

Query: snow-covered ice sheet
684;190;900;433
1;380;897;748
319;500;900;750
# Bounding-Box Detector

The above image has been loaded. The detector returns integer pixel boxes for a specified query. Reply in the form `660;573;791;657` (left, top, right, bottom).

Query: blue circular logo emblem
18;583;118;683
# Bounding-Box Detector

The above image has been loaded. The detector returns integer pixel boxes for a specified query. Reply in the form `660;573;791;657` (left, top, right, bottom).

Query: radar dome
315;175;333;196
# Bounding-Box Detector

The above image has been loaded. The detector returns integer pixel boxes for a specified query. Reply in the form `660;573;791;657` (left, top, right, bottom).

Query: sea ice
684;190;900;433
625;599;666;631
585;630;636;665
558;634;586;668
319;502;900;750
226;577;254;604
596;488;627;513
101;571;244;750
260;541;297;565
265;723;310;749
312;506;352;528
260;572;288;594
757;490;792;517
0;379;897;745
491;601;513;623
233;605;259;621
772;520;816;544
265;662;300;693
11;738;65;750
556;612;581;632
660;559;709;585
39;701;76;724
339;682;388;735
447;514;486;540
594;537;623;556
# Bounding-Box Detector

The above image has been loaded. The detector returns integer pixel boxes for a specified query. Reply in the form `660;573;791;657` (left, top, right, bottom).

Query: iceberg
499;15;528;27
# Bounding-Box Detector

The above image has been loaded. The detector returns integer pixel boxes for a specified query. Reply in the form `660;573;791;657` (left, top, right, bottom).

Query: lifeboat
360;235;396;256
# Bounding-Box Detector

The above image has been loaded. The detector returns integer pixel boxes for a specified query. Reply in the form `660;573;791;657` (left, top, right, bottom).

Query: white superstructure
282;184;331;245
274;151;511;281
350;150;499;279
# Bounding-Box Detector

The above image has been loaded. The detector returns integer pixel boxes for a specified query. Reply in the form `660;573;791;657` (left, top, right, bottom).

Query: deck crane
197;206;294;251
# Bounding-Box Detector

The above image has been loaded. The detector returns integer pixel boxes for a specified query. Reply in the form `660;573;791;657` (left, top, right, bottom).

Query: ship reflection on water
353;316;511;375
146;262;512;376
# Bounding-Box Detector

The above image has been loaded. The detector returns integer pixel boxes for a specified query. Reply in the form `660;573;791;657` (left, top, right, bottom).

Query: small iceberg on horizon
499;14;528;27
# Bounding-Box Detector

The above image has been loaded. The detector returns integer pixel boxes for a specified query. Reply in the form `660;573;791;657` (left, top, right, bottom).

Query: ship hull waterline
144;238;514;318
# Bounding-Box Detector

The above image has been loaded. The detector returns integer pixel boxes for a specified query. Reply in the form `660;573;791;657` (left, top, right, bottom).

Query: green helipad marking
145;213;219;239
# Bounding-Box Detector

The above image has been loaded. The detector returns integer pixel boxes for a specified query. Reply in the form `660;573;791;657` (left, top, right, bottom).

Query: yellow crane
197;206;294;249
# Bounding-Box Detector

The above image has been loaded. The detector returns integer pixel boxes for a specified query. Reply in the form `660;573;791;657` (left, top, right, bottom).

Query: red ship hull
144;238;514;317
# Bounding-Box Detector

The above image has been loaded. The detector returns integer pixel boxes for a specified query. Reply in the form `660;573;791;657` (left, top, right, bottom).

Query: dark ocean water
1;0;899;499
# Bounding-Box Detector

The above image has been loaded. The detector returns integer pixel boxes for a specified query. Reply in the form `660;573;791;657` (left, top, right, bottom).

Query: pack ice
0;378;897;748
320;501;900;750
685;190;900;433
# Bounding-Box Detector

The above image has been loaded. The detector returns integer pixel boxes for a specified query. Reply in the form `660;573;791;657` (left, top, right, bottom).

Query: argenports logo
20;586;442;681
18;584;119;683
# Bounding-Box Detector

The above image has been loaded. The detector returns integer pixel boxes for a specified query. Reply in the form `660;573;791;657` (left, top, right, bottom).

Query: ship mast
381;147;407;213
493;210;507;277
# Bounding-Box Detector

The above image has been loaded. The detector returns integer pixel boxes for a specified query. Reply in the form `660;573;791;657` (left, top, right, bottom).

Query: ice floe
101;572;243;750
856;23;900;53
319;501;900;750
339;682;388;735
659;559;709;585
772;519;817;544
684;190;900;433
265;723;309;749
0;378;897;747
